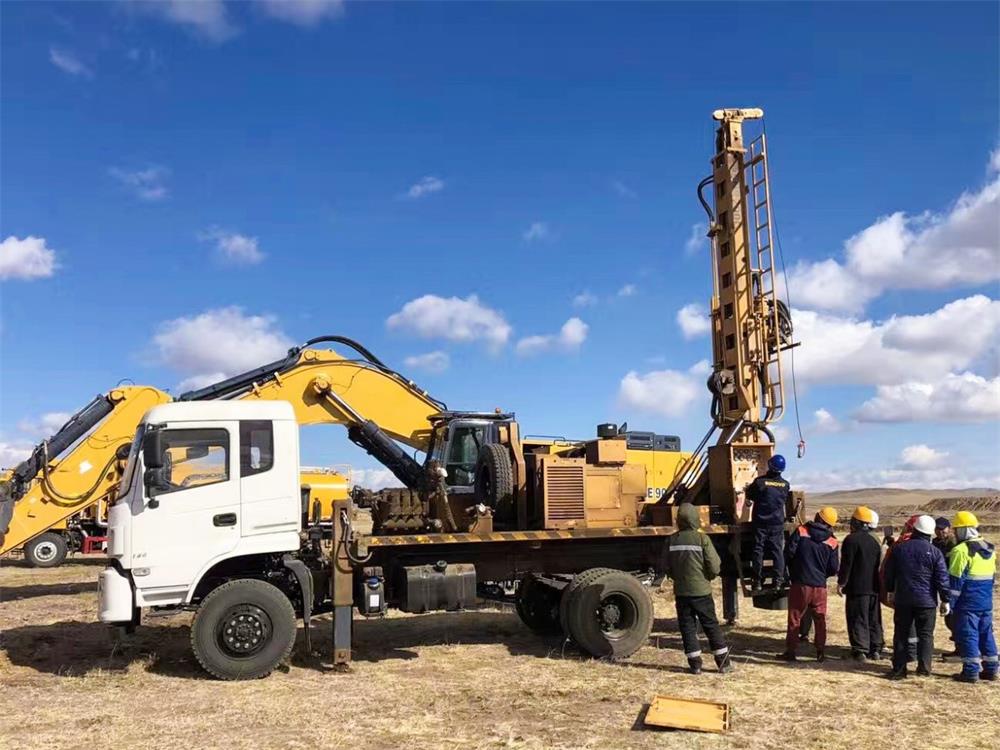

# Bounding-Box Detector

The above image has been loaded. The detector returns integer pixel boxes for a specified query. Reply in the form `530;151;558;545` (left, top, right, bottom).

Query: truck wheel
24;532;68;568
191;579;297;681
515;575;561;634
558;567;615;637
563;569;652;659
474;443;514;521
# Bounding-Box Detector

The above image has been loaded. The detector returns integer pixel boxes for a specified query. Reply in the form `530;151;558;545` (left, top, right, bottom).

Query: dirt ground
2;557;998;750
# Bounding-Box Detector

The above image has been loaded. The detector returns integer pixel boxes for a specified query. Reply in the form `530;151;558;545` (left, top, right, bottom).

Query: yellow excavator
0;335;688;565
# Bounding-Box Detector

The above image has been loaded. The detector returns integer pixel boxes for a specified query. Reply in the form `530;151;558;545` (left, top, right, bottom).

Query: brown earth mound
922;496;1000;513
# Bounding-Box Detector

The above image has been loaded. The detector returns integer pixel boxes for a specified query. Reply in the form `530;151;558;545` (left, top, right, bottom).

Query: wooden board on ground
644;694;730;734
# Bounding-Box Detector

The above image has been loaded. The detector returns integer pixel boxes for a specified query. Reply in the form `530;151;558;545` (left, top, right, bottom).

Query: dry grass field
2;554;998;750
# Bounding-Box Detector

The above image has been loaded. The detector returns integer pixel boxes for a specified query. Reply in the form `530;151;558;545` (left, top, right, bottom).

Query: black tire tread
190;578;296;681
474;443;515;518
515;575;561;634
558;567;617;639
567;569;653;660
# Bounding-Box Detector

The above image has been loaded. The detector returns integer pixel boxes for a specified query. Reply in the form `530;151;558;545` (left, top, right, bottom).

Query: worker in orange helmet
779;507;840;662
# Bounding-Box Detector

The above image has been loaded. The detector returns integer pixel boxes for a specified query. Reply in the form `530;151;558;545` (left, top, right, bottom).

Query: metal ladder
746;134;785;424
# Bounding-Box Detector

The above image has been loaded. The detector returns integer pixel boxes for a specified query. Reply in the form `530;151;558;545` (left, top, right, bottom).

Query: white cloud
618;284;637;297
793;295;1000;386
0;236;57;281
109;166;169;201
523;221;551;242
617;361;707;419
403;351;450;374
676;303;710;339
812;408;842;434
49;47;93;78
0;441;33;469
855;372;1000;423
259;0;345;26
786;150;1000;312
572;291;598;308
351;467;403;491
198;227;265;265
684;223;707;255
899;444;949;469
175;372;228;393
152;307;292;389
795;463;1000;493
406;176;445;199
144;0;238;42
16;412;72;440
612;180;637;199
386;294;511;349
516;318;588;356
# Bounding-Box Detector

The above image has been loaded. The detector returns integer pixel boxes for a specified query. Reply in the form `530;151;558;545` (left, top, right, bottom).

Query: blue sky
2;1;998;491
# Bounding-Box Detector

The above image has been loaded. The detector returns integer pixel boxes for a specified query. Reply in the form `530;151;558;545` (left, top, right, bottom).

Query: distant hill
808;487;999;508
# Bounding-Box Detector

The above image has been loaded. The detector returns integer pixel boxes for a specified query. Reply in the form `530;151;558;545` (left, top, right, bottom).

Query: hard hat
904;515;920;531
852;506;874;524
817;507;838;526
913;515;936;536
952;511;979;529
768;454;786;472
868;510;880;528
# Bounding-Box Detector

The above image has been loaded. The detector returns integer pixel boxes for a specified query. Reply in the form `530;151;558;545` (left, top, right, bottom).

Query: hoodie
786;520;839;587
883;533;949;609
948;537;996;612
663;503;721;597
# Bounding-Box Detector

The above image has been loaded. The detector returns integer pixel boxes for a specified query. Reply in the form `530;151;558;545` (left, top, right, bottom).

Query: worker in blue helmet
746;454;791;592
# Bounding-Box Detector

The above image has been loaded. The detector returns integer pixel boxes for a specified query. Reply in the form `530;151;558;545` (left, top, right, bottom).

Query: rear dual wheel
514;575;561;634
560;568;653;659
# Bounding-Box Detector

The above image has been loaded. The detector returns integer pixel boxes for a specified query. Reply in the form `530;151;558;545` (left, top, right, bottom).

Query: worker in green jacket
664;503;733;674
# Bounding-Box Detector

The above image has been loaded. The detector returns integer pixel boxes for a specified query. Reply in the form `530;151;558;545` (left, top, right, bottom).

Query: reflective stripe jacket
664;504;721;597
948;538;996;612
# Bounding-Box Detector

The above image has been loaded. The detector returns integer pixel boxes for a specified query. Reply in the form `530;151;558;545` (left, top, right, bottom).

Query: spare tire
474;443;514;522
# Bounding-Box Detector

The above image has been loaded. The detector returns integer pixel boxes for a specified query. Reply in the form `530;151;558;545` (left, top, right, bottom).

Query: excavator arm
1;336;448;553
0;386;172;553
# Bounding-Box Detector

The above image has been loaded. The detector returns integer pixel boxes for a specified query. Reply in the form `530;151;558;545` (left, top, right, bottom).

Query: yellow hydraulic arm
0;386;171;554
1;337;447;554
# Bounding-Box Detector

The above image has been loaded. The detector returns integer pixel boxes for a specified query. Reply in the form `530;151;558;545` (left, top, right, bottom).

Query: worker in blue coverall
746;454;790;592
948;511;997;683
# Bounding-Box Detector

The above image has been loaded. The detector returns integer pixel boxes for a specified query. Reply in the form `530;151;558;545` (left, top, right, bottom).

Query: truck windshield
116;424;147;500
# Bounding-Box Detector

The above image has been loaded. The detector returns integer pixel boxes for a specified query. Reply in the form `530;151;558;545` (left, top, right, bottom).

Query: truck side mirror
143;430;165;469
143;467;168;507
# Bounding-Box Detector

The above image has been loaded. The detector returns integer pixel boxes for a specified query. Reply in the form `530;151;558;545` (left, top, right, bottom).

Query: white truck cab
99;401;311;679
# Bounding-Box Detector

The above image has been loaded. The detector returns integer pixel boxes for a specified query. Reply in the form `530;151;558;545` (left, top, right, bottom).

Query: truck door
130;423;240;598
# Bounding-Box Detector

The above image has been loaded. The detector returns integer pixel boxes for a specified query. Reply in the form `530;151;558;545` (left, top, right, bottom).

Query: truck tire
24;532;68;568
191;579;297;681
515;575;561;634
474;443;514;520
558;567;615;637
563;569;652;659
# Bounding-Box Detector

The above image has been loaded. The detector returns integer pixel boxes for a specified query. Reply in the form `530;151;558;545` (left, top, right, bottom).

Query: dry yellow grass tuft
2;557;998;749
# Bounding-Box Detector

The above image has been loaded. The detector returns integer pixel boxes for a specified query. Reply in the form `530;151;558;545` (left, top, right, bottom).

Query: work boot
916;665;931;677
687;656;703;675
777;651;797;662
981;671;997;682
751;580;762;594
715;653;733;674
815;649;826;663
953;671;979;684
868;650;884;661
851;652;867;663
886;669;907;681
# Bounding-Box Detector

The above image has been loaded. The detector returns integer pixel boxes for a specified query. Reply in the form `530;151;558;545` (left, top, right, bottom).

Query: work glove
939;601;950;617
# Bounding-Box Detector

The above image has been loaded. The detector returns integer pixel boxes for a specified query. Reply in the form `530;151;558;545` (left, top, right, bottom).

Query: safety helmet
913;515;936;536
904;515;920;531
817;507;838;526
868;510;880;528
768;454;786;473
852;506;874;524
952;511;979;529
